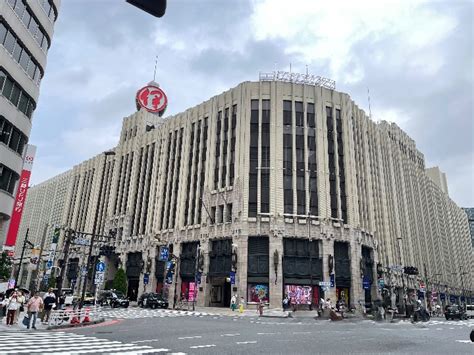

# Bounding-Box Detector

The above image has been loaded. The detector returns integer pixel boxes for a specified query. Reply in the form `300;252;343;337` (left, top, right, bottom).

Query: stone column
197;239;210;307
322;238;336;302
235;235;248;303
350;241;363;308
269;235;283;309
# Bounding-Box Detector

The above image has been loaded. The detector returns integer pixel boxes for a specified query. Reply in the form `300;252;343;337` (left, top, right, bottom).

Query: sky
29;0;473;206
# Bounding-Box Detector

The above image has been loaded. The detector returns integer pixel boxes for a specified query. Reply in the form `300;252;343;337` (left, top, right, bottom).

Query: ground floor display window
181;281;197;301
336;287;350;307
248;284;269;303
285;285;312;304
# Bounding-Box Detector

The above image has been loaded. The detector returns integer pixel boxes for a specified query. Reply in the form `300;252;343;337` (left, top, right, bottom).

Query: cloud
28;0;473;207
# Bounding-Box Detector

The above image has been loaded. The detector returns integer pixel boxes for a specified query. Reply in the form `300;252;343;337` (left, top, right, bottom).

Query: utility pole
14;228;33;288
56;228;73;298
193;244;200;311
33;223;49;293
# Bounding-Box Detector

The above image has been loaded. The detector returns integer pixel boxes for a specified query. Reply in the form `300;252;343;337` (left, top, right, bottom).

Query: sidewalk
0;313;49;332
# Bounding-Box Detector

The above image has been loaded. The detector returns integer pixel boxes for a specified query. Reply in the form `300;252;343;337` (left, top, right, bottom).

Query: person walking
239;296;245;313
42;288;56;324
258;298;265;316
230;294;237;312
26;292;43;330
6;293;20;326
15;291;26;324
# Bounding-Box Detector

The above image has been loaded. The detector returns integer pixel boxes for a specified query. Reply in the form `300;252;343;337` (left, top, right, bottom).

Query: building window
184;123;195;225
221;108;229;188
197;118;208;223
0;69;36;118
295;101;304;127
248;100;259;217
327;107;338;219
218;204;224;224
307;103;315;128
230;105;237;186
214;111;222;189
210;206;216;225
0;116;27;156
261;99;270;214
226;203;233;223
0;163;19;194
7;0;51;53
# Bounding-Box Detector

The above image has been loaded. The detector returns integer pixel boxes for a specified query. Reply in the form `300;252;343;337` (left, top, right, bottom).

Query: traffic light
403;266;419;275
52;226;60;244
126;0;167;18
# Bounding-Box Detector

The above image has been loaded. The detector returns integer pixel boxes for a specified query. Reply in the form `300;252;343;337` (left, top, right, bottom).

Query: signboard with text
4;145;36;248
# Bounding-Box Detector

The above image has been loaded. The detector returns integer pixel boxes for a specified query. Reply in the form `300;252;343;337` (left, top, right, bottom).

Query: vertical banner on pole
4;145;37;248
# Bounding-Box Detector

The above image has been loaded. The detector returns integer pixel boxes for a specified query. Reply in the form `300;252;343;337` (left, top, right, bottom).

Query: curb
47;318;105;330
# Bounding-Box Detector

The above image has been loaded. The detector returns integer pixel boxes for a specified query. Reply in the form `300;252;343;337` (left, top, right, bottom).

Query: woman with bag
6;293;20;326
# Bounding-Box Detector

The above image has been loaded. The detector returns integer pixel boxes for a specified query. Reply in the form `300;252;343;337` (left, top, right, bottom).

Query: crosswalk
0;331;169;354
95;307;219;320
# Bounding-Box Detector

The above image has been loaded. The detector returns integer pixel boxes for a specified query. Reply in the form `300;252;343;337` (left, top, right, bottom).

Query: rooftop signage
136;84;168;115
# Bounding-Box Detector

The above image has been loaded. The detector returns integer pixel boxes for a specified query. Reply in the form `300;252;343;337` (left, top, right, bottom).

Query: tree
112;268;127;295
0;251;13;281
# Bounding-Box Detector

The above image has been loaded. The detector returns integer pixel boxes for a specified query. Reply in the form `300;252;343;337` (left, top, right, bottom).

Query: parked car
98;290;129;308
445;304;467;320
138;293;169;309
465;304;474;319
83;292;96;306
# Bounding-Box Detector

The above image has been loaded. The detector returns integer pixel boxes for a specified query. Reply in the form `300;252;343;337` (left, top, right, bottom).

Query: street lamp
14;228;34;288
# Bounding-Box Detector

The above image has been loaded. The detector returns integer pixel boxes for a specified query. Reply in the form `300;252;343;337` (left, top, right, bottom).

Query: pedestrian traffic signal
126;0;167;18
52;226;60;244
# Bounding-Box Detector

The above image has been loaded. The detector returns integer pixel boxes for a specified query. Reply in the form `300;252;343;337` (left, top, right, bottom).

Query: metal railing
48;306;102;326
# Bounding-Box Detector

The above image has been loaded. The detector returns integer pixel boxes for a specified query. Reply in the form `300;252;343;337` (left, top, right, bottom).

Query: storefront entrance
209;277;231;307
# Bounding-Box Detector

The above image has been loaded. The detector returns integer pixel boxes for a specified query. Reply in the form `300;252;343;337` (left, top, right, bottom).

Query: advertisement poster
248;284;269;303
285;285;312;305
5;145;36;248
188;282;196;302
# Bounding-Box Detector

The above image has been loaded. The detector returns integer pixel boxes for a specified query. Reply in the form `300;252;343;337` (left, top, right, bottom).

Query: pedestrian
6;292;20;326
42;288;56;324
230;294;237;312
291;296;297;312
282;294;289;311
15;291;26;324
239;296;245;313
26;292;43;330
0;292;7;322
258;298;264;316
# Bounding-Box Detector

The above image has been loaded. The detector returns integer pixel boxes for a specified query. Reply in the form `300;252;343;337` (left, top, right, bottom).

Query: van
466;304;474;319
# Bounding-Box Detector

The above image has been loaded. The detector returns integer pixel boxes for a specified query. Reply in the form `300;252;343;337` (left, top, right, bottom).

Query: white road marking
178;336;202;340
293;331;311;334
257;332;279;335
189;344;216;349
221;333;240;337
456;340;473;344
236;341;258;345
132;339;161;343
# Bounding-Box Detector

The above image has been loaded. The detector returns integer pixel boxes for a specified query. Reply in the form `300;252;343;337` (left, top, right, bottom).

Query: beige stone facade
17;79;473;308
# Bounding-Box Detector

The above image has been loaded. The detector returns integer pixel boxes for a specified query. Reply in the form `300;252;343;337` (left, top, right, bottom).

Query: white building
17;75;474;309
0;0;60;242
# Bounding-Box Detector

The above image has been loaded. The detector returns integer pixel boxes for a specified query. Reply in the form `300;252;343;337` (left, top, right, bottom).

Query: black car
445;304;467;320
98;290;129;308
138;292;169;309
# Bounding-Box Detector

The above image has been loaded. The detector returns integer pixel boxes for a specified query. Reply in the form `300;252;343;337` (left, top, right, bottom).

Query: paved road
1;308;473;354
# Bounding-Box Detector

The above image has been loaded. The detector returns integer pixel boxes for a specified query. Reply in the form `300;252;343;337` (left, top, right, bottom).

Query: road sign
196;272;202;284
159;246;169;261
362;276;371;290
318;281;331;287
46;260;53;269
94;272;105;285
43;274;49;282
330;274;335;287
96;262;105;272
7;279;15;289
230;271;236;285
144;273;149;285
378;278;385;289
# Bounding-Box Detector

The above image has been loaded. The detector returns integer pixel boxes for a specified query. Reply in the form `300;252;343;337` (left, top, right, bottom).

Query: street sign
94;272;105;285
7;279;15;289
230;271;236;285
318;281;331;287
330;274;335;287
363;276;371;290
43;274;49;282
144;273;149;285
96;262;105;272
378;278;385;289
74;237;91;246
196;272;202;284
159;246;169;261
46;260;53;269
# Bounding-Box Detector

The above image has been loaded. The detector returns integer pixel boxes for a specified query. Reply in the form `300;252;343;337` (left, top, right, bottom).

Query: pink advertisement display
188;282;196;302
285;285;312;305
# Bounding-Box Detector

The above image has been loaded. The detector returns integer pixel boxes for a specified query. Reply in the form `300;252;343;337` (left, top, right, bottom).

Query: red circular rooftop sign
136;85;168;114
